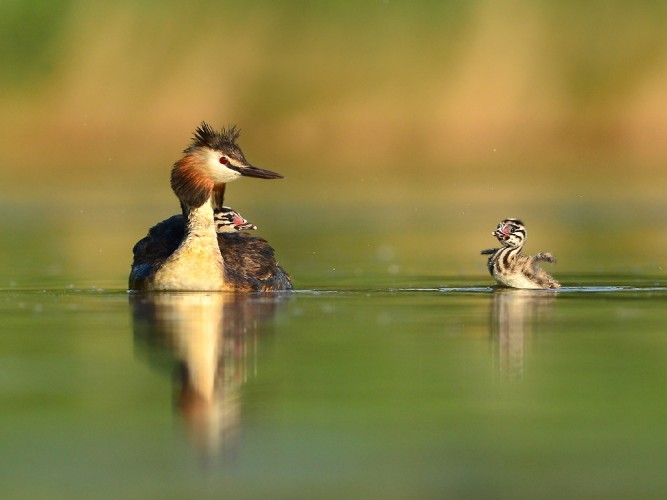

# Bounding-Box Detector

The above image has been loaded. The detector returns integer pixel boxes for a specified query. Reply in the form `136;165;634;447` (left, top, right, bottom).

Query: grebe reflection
131;292;286;457
490;288;555;379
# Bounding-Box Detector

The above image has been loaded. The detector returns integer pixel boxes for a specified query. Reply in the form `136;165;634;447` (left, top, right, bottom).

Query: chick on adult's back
129;123;292;292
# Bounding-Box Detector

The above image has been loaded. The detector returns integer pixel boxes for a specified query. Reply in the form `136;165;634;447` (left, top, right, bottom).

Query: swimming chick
129;123;292;292
481;218;560;289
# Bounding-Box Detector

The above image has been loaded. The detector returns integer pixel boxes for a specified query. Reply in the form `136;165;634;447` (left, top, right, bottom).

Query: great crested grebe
129;122;292;292
481;218;560;289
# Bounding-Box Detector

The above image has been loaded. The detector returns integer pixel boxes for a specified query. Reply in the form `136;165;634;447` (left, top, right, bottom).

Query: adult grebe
129;123;292;292
481;218;560;289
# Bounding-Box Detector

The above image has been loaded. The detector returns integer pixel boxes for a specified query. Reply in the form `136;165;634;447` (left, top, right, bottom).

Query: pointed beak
235;222;257;231
231;164;284;179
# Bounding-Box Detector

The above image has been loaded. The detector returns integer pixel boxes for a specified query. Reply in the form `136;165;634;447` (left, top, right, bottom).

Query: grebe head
492;218;526;248
171;122;283;208
214;206;257;233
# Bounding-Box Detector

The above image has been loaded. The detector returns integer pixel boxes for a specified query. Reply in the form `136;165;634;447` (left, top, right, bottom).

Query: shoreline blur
2;1;666;180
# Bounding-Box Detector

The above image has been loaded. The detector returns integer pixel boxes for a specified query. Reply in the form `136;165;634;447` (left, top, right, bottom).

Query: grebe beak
235;222;257;231
231;164;284;179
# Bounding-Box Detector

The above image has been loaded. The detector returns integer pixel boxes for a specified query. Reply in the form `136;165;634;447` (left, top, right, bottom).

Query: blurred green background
1;0;667;288
3;4;667;497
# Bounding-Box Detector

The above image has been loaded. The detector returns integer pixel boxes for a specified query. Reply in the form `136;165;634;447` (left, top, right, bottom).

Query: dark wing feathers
129;215;292;291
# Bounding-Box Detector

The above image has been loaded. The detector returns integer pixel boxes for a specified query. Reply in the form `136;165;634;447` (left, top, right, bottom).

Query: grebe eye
219;156;229;165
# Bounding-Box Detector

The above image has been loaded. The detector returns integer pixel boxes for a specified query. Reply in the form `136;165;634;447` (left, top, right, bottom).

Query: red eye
219;157;229;165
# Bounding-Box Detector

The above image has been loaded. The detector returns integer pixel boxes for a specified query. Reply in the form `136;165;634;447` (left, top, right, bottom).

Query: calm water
2;189;666;497
3;279;667;499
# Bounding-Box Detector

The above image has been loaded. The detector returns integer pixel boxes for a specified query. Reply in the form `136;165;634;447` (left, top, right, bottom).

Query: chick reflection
131;292;284;456
490;289;555;379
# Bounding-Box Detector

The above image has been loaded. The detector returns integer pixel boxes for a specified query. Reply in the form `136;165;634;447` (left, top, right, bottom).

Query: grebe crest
171;122;283;209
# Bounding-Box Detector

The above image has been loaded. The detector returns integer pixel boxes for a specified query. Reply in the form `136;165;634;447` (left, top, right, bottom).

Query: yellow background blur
1;0;666;287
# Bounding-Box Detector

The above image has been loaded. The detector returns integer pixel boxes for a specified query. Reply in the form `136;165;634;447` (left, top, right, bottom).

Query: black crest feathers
186;122;244;160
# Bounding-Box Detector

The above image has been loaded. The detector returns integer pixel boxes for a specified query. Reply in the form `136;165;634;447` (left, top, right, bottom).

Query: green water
1;192;667;497
2;281;667;499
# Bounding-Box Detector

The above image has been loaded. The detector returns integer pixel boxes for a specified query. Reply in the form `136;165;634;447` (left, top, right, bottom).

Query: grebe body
129;123;292;292
481;218;560;290
130;206;292;291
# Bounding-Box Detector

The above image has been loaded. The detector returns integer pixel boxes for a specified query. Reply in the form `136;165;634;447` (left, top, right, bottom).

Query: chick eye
219;156;229;165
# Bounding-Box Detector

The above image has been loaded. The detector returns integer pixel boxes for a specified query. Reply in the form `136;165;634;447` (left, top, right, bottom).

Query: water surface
3;279;667;498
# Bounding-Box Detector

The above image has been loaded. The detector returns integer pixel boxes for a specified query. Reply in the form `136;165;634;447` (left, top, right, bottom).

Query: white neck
151;199;226;291
186;199;217;238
